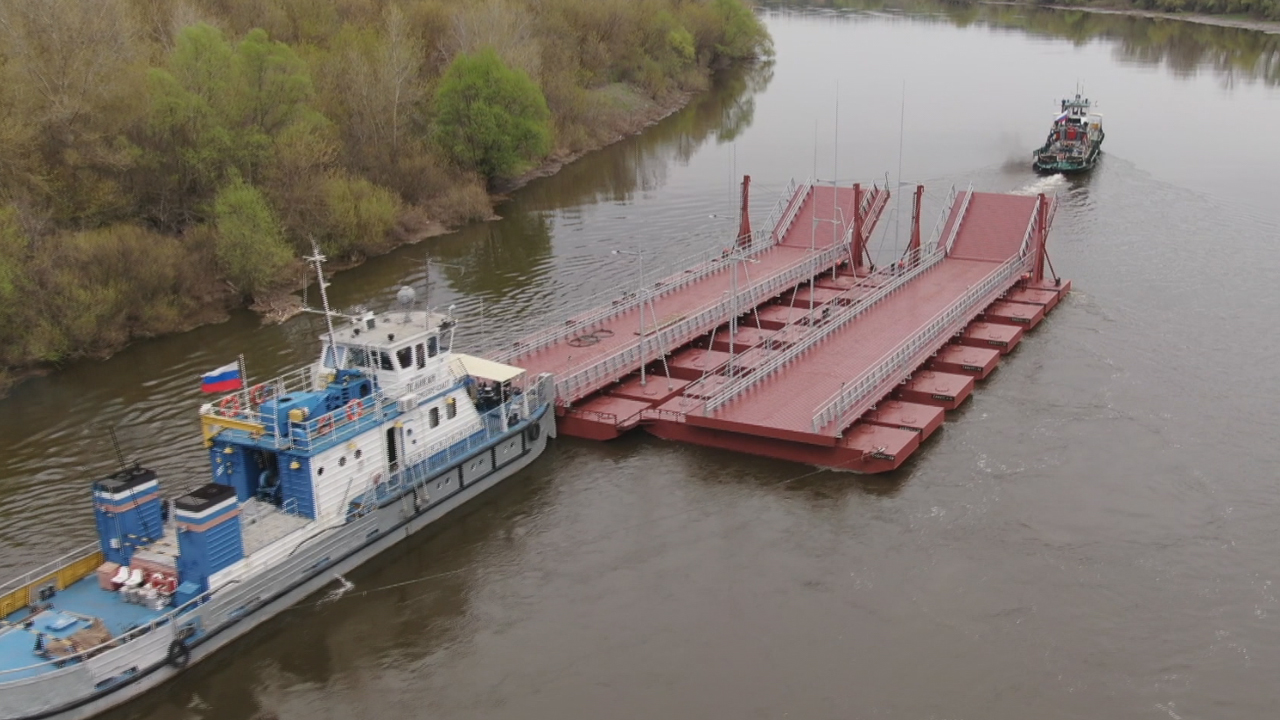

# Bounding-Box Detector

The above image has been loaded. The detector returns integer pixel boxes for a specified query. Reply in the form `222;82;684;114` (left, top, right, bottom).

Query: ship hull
1033;134;1104;175
5;404;554;720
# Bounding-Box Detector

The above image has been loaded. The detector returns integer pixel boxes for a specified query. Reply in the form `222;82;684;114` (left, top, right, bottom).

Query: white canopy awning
453;353;525;383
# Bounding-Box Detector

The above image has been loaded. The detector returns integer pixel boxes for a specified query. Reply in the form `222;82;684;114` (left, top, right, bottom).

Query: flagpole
237;354;247;391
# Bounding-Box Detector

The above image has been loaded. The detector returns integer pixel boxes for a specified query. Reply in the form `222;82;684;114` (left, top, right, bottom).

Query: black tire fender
168;638;190;669
526;421;541;443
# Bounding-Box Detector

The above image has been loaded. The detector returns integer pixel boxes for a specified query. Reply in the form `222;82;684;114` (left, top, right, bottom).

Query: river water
3;4;1280;718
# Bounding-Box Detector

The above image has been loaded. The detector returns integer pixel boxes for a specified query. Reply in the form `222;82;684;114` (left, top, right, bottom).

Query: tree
212;179;291;297
433;48;551;180
140;23;317;227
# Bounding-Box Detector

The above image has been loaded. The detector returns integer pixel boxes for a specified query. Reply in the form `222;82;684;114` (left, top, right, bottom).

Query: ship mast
307;239;340;357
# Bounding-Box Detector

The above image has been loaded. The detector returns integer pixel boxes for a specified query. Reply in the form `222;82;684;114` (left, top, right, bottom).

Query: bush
212;179;292;297
433;48;552;181
320;173;402;259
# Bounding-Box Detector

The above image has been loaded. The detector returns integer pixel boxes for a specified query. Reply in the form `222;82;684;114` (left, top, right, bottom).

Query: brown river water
3;4;1280;718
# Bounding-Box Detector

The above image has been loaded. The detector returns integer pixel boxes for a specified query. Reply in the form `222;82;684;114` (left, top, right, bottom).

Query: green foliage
0;217;214;366
320;173;403;259
141;24;317;227
0;0;778;379
434;48;552;180
212;179;292;297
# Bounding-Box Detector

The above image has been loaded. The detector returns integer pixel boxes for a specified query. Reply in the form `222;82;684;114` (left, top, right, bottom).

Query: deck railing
943;183;975;256
1017;200;1039;259
925;184;957;250
810;253;1031;434
699;243;949;414
553;239;854;405
0;543;102;619
488;182;810;364
769;178;813;244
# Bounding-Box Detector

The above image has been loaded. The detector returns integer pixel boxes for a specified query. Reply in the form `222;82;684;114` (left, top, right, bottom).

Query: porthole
354;448;363;460
317;467;325;476
339;457;347;467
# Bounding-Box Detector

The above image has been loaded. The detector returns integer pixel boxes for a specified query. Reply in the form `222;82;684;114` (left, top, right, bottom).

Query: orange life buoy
344;399;363;422
316;414;334;435
249;383;269;406
218;394;241;415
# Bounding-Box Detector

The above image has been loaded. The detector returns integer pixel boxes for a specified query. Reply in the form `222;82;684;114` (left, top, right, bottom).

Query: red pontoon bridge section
486;180;1070;472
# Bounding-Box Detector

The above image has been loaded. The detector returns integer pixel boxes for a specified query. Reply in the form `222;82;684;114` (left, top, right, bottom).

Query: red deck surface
983;300;1046;329
928;344;1001;379
862;400;946;440
501;185;872;404
505;184;1069;473
681;257;1009;441
894;370;975;410
958;321;1024;354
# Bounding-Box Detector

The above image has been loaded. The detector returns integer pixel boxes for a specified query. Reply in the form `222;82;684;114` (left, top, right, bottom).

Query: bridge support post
1032;193;1049;282
852;183;866;274
908;184;923;264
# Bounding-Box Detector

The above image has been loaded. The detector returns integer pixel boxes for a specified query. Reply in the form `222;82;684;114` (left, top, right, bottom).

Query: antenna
833;81;839;251
306;238;340;356
894;79;906;252
107;427;128;473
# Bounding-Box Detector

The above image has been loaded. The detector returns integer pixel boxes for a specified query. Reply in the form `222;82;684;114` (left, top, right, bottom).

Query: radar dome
396;286;416;307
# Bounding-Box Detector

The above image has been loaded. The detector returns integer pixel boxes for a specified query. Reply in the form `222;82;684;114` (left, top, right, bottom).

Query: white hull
12;406;553;720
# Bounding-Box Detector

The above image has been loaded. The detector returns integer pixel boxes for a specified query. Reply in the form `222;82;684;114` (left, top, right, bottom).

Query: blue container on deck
93;466;164;565
175;483;244;604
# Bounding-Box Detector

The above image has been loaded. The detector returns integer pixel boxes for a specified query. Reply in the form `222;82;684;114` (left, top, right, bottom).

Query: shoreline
0;85;702;397
983;1;1280;34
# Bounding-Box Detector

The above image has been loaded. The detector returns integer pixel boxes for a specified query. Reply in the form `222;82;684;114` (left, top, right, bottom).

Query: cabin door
386;426;399;472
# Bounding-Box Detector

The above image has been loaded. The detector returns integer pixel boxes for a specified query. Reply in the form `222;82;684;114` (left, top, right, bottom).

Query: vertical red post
1032;193;1048;283
908;184;924;262
851;183;865;273
736;175;752;248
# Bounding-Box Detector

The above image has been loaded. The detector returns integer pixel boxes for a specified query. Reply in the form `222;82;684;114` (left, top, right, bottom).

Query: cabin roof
453;353;524;382
322;310;450;348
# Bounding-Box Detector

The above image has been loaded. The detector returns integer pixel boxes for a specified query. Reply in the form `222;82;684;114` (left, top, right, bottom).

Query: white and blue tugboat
0;250;555;720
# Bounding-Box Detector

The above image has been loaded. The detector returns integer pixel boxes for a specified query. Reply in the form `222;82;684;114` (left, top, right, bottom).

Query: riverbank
248;85;700;328
0;0;772;398
1029;3;1280;33
0;81;708;397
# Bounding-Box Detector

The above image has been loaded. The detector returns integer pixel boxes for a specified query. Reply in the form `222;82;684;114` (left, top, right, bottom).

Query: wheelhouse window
396;346;413;369
415;343;425;368
378;351;394;371
322;345;347;369
428;335;438;358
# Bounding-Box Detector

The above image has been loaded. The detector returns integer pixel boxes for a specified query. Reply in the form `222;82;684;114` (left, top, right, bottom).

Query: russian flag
1054;110;1069;124
201;362;243;393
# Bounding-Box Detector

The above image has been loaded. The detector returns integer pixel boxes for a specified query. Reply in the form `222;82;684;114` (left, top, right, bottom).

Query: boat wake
320;574;356;605
1011;174;1067;196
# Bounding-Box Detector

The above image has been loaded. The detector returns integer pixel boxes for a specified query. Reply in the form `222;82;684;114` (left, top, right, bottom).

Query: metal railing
1017;199;1040;258
553;240;854;404
926;184;958;250
0;542;99;599
943;183;975;255
760;178;800;241
769;179;813;244
699;243;949;414
810;253;1031;433
200;366;319;433
488;184;812;364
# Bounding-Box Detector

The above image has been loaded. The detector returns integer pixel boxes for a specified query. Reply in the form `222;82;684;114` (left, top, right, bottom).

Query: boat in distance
0;251;555;720
1033;93;1104;174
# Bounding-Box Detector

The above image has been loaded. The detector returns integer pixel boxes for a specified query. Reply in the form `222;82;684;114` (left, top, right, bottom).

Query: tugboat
1033;93;1104;174
0;248;555;720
